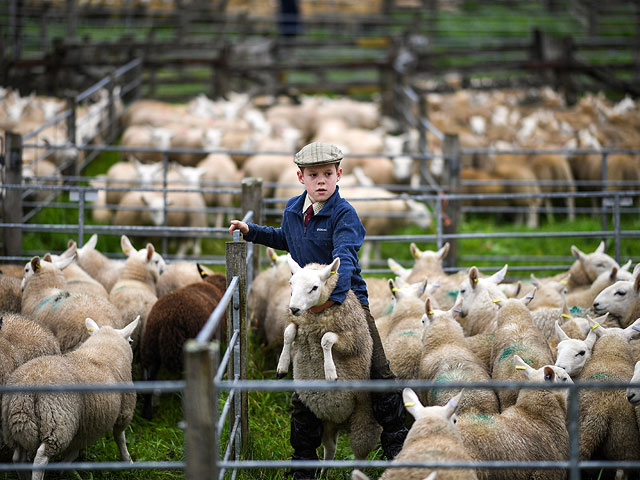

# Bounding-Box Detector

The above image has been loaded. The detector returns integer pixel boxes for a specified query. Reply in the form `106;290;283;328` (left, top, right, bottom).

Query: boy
229;142;408;479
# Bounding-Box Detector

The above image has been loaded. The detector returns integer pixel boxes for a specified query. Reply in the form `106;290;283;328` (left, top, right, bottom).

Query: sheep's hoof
276;371;287;379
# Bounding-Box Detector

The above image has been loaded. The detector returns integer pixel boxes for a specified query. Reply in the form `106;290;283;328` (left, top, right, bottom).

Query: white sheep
592;265;640;328
275;256;381;469
353;390;476;480
456;355;572;480
196;152;241;228
156;261;203;299
73;234;125;293
47;242;109;299
626;360;640;406
109;236;165;348
547;241;620;291
21;255;124;353
2;316;139;480
454;265;509;336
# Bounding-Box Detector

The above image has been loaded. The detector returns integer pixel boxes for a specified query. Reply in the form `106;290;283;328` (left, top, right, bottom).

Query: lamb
275;256;381;469
72;233;125;293
454;265;508;336
489;294;555;411
2;317;139;480
565;262;633;309
104;159;164;208
21;255;124;353
381;278;428;379
120;124;173;163
48;242;109;299
419;299;499;415
156;261;203;298
109;236;165;348
352;390;477;480
0;313;61;386
196;151;241;228
592;265;640;328
556;318;640;476
140;265;226;420
456;355;571;480
547;241;620;291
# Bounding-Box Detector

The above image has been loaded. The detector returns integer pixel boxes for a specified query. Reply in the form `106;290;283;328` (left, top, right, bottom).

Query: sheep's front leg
114;428;132;463
276;323;297;378
321;332;339;381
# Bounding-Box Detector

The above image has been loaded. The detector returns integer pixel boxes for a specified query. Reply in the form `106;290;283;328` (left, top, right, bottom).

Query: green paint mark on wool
382;303;394;316
586;373;612;381
432;370;465;401
570;306;587;316
468;413;495;425
499;345;524;362
448;290;459;298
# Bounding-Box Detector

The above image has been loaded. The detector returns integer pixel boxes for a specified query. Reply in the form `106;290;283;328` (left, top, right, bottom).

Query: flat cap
294;142;344;167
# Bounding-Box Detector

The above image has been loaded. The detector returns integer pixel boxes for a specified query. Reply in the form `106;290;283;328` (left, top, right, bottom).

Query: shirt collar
303;194;326;216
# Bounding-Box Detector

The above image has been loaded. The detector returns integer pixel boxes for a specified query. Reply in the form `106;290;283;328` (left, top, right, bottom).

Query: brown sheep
140;265;226;420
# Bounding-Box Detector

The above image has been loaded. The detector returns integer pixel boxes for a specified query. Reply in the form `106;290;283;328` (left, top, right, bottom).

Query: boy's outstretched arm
229;220;249;235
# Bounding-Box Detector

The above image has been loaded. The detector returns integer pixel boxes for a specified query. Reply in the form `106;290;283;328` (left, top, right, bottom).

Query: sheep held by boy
275;255;381;468
489;293;555;411
140;266;226;420
21;255;124;353
2;317;139;480
456;355;571;480
352;390;477;480
109;236;166;348
419;299;499;415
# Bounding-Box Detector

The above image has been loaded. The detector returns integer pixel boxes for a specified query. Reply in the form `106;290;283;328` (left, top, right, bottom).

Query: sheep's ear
571;245;585;261
43;253;53;262
437;242;450;261
543;366;557;382
609;266;619;281
530;274;540;287
67;238;76;249
623;317;640;342
587;314;608;338
489;264;508;284
410;243;421;260
351;470;370;480
633;263;640;277
84;233;98;251
197;263;209;278
425;298;435;322
389;279;398;297
31;256;41;272
388;257;409;278
514;280;522;297
621;259;632;272
121;235;134;256
513;354;532;377
555;321;571;342
53;252;75;271
86;317;100;336
585;328;598;349
267;247;278;265
120;315;140;341
595;240;606;254
634;273;640;295
424;473;437;480
444;390;463;419
402;388;424;420
146;243;155;261
287;254;301;274
522;287;536;306
60;241;77;260
469;266;480;289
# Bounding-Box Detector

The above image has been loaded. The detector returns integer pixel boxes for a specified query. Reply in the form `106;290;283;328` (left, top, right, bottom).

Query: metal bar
217;388;236;437
215;329;239;382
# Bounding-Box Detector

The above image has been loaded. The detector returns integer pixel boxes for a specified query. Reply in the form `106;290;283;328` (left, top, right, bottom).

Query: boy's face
297;163;342;203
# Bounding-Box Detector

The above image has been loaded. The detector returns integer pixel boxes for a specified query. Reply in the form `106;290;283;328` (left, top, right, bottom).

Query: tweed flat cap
294;142;344;167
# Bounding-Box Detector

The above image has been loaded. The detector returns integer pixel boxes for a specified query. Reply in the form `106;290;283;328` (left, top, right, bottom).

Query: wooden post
106;74;115;142
417;94;429;187
380;39;398;119
225;241;249;453
65;93;78;176
66;0;77;39
2;132;23;257
183;340;219;480
441;133;460;270
241;177;263;282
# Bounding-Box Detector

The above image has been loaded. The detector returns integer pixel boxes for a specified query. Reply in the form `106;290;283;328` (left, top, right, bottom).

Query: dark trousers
289;303;406;474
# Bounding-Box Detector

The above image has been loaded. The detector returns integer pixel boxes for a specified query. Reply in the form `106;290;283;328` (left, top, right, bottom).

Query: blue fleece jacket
244;186;369;305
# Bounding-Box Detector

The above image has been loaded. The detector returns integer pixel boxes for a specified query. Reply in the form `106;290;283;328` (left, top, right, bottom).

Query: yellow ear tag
392;288;399;292
123;248;130;254
473;278;479;283
561;313;571;319
87;328;94;332
492;298;502;303
560;280;568;285
591;323;600;330
515;365;526;370
35;263;41;269
428;310;435;315
330;271;337;275
404;402;415;407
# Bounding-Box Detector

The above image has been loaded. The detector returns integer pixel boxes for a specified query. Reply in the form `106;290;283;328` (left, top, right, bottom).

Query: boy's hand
228;220;249;236
309;300;335;314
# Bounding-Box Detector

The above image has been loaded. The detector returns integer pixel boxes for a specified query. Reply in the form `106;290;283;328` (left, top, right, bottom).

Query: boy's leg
361;303;409;460
290;393;323;479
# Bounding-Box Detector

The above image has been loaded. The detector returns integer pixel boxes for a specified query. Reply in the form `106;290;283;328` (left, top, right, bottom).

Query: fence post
66;0;77;39
2;132;23;258
183;339;219;480
65;93;78;176
442;133;460;270
242;177;263;281
225;240;249;453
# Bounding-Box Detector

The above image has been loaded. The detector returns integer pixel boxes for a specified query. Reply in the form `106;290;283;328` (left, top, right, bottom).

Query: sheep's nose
593;302;599;309
290;307;300;316
628;392;636;402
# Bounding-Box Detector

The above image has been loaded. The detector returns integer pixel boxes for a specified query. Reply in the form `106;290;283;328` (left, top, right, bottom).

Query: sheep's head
571;241;619;283
287;255;340;316
627;360;640;406
22;254;74;291
121;235;166;278
514;354;573;385
554;321;598;377
402;387;461;433
592;272;640;322
455;264;508;318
